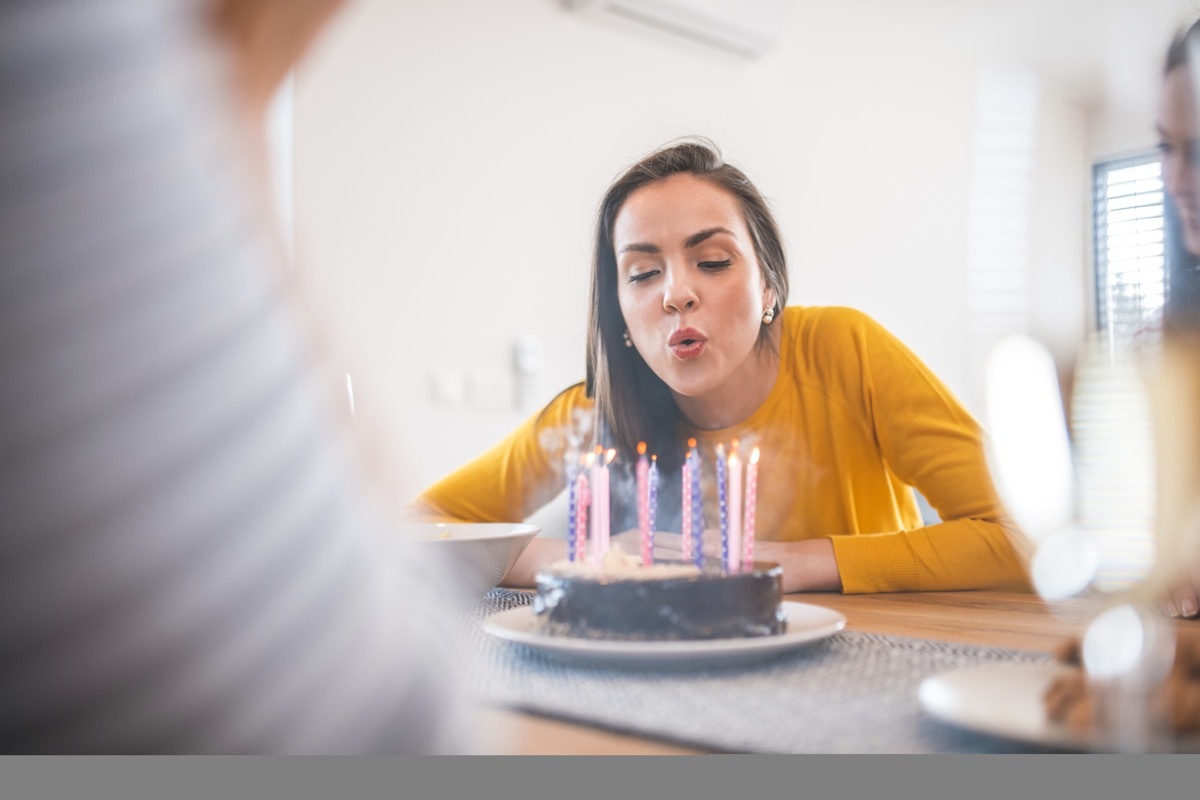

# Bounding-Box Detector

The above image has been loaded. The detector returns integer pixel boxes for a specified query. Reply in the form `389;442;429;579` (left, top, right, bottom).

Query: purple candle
565;454;579;562
716;443;728;573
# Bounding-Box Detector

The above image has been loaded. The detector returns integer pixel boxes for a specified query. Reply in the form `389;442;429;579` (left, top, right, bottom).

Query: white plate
918;661;1200;752
482;600;846;669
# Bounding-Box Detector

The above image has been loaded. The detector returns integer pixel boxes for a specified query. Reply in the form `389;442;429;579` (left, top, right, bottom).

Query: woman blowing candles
408;138;1030;595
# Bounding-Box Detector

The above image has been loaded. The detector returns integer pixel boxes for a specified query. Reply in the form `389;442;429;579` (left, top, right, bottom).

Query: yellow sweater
411;306;1031;593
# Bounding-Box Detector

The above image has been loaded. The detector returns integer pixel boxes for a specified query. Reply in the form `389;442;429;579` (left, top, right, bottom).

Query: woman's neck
673;329;782;431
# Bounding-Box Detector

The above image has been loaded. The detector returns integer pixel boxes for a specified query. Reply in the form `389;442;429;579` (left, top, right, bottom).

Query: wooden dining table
469;589;1119;755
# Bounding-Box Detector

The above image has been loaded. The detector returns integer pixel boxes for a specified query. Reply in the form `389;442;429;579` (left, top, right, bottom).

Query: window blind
1092;153;1165;346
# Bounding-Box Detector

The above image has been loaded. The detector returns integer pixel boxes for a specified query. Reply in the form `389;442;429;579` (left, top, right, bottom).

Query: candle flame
749;446;760;465
585;451;596;467
651;454;657;463
687;437;697;448
716;442;725;457
604;448;617;465
637;441;647;456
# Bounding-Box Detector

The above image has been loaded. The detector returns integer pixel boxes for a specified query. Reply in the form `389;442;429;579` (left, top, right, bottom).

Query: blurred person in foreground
0;0;474;753
409;138;1031;596
1152;16;1200;621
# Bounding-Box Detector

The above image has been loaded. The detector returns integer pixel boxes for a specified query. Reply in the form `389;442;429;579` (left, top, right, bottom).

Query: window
1092;152;1165;345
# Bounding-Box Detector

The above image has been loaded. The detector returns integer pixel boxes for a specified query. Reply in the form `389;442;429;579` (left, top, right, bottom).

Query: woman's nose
662;269;698;312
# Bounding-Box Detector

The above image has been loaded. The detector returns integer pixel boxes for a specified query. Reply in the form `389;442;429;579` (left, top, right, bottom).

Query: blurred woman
1153;18;1200;619
0;0;473;752
410;138;1031;595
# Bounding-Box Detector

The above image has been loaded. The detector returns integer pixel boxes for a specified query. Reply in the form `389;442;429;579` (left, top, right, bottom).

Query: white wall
291;0;1104;519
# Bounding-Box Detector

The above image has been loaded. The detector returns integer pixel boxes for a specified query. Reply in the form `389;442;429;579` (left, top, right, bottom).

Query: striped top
0;0;473;753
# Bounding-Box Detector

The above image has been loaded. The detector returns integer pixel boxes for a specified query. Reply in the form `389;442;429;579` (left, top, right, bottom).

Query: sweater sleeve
824;311;1033;593
407;384;591;524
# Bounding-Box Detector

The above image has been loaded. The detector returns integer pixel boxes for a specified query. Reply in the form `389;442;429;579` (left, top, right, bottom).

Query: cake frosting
532;545;786;641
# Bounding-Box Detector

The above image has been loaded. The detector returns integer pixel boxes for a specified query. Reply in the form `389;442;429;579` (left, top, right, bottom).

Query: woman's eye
698;259;732;271
628;270;659;284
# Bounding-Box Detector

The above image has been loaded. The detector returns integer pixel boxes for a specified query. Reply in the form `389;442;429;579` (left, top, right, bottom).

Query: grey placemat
464;588;1063;754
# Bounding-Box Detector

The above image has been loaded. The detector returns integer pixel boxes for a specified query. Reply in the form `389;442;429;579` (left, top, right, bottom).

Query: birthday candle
576;470;590;564
727;440;743;573
716;443;728;573
648;454;659;530
689;439;703;567
565;452;579;562
648;454;658;564
743;447;759;569
681;453;692;565
636;442;650;566
589;447;603;565
600;448;615;560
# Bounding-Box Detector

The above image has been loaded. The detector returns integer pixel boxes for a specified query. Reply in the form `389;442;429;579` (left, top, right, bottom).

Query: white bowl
404;522;540;597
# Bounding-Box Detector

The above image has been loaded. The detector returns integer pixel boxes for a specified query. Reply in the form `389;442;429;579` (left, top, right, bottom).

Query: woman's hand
1160;563;1200;619
751;538;843;594
502;531;844;594
616;528;843;594
610;529;688;561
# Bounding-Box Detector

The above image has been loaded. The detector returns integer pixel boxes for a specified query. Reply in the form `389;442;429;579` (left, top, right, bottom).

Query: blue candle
565;454;579;562
716;443;728;573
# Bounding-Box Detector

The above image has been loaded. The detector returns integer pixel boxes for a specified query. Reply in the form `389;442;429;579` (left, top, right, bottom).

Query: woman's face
613;174;775;410
1159;66;1200;255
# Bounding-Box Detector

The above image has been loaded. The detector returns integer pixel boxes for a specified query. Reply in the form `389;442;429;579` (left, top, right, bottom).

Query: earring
623;329;633;348
762;306;775;325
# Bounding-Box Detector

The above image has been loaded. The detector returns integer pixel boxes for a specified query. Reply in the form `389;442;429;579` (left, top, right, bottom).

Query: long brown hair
584;137;789;472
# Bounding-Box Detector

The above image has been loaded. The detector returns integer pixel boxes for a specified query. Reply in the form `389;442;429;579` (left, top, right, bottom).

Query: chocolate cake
532;546;786;641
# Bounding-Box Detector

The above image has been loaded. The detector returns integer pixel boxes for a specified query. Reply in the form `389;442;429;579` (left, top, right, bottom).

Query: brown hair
584;137;789;470
1166;18;1200;74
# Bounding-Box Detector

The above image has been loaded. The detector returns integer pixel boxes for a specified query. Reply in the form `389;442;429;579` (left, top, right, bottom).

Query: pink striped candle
588;448;603;565
648;454;658;558
688;439;703;566
575;469;590;564
726;440;743;573
636;442;650;566
742;446;759;569
681;453;693;564
599;448;615;560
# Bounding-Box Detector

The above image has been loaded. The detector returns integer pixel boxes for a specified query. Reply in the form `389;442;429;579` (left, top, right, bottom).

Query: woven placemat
463;588;1061;754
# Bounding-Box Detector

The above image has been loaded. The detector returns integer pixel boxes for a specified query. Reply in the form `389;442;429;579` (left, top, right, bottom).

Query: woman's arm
753;539;842;593
407;385;590;524
819;309;1032;593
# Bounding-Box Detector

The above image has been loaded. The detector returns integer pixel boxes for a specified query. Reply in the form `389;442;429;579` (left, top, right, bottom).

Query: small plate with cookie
919;631;1200;753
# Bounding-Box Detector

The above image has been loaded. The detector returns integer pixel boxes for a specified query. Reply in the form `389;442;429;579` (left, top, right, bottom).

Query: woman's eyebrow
619;241;661;255
618;226;735;255
683;227;734;248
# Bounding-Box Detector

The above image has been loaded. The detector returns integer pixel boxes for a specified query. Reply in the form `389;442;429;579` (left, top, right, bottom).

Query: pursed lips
668;327;707;360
